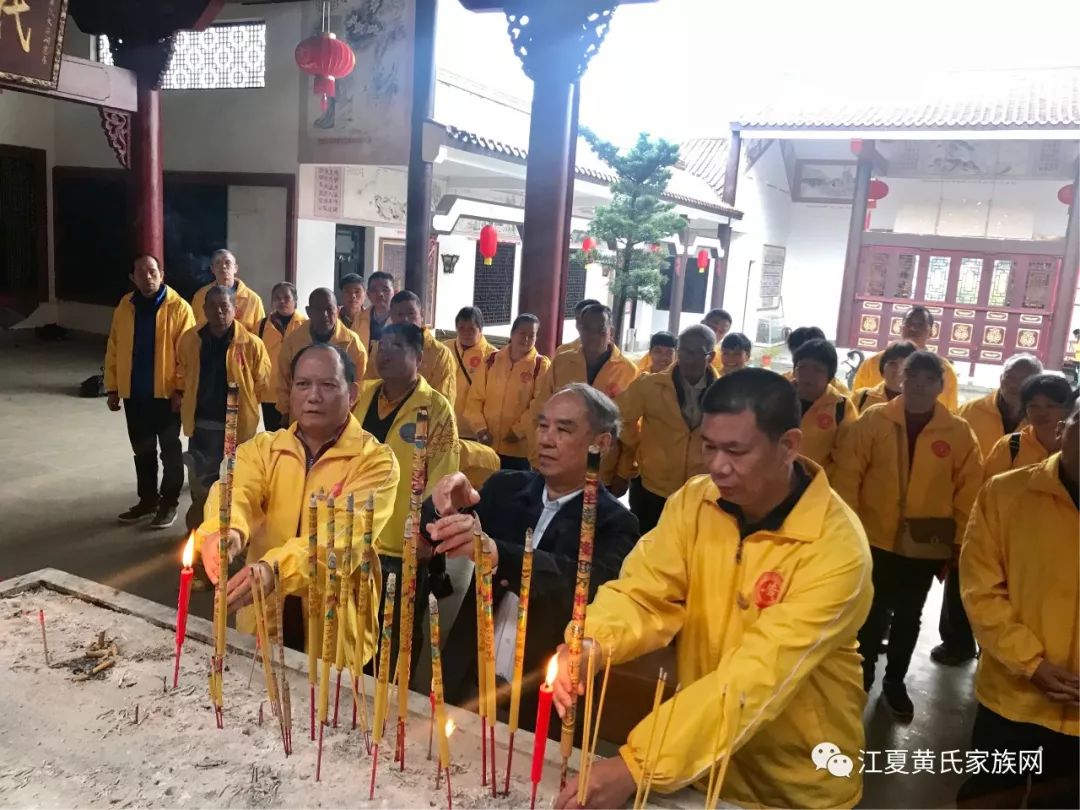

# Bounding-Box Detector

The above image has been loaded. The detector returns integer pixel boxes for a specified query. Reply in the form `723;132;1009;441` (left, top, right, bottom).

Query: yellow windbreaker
555;337;580;356
852;382;894;414
104;286;195;399
197;415;399;665
531;343;639;483
832;398;983;554
958;389;1026;459
175;322;271;441
982;425;1050;481
443;335;494;436
961;454;1079;735
192;279;266;333
615;366;717;497
351;377;460;557
341;306;371;348
581;466;872;808
463;345;550;458
275;320;368;417
799;388;859;472
853;347;958;411
366;328;457;408
255;313;307;404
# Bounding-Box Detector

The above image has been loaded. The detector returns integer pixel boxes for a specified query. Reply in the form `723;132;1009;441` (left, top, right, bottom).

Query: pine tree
580;129;685;341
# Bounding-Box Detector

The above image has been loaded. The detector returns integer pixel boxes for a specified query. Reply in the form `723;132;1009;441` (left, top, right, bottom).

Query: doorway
335;224;366;287
0;145;48;316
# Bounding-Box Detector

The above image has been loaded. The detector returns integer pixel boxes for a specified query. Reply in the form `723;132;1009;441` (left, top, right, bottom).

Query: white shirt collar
542;486;584;510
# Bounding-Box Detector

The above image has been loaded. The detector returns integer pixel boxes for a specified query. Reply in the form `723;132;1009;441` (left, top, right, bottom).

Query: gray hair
1003;353;1043;374
205;284;236;304
211;248;236;264
679;323;717;352
552;382;621;440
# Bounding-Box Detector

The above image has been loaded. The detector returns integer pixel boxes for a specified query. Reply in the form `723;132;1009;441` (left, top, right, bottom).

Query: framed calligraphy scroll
0;0;69;90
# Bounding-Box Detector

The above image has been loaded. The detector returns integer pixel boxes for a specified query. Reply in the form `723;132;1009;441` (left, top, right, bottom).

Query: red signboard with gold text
0;0;69;90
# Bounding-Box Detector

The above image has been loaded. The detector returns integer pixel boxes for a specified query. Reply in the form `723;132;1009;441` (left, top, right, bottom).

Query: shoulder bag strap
451;341;472;386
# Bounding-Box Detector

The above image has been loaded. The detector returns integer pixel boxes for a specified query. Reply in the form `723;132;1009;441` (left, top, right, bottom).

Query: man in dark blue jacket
421;383;640;736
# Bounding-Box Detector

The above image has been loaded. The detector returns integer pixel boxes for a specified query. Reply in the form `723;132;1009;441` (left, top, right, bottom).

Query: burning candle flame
444;719;456;737
181;533;195;568
545;655;559;686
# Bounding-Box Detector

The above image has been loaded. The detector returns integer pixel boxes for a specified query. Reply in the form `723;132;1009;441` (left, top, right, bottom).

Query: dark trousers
261;403;283;432
957;704;1079;809
185;426;225;531
629;477;667;535
498;454;531;471
123;397;183;507
374;554;430;690
939;566;976;652
858;546;939;687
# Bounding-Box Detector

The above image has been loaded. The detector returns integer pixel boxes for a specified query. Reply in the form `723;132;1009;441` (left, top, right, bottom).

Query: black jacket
420;470;640;734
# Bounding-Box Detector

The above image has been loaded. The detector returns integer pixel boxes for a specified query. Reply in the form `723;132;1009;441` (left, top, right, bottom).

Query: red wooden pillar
132;77;164;262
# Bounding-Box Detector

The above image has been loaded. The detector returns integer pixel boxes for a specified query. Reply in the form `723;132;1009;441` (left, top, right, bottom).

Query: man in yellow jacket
464;313;550;470
936;352;1042;667
852;306;959;410
958;401;1079;808
633;331;677;375
617;324;717;533
353;322;460;681
532;303;638;489
443;305;494;437
832;351;983;721
276;288;367;423
982;374;1072;480
365;290;457;407
199;343;399;661
338;272;369;338
791;338;858;472
256;282;306;431
105;254;195;529
175;285;271;531
553;368;872;810
554;298;602;356
191;249;266;333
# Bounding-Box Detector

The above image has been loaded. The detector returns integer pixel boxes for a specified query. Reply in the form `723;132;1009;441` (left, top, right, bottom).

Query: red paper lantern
1059;183;1076;207
697;249;709;273
479;224;499;266
867;179;889;208
581;236;597;253
295;33;356;113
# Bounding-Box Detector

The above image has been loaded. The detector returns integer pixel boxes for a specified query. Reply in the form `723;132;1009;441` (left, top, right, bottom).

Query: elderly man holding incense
552;369;873;810
196;343;399;669
420;383;640;738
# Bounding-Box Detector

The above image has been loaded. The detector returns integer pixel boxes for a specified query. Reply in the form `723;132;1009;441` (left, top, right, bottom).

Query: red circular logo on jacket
755;571;784;609
469;355;482;368
816;413;833;430
520;371;531;383
607;384;622;398
932;440;951;458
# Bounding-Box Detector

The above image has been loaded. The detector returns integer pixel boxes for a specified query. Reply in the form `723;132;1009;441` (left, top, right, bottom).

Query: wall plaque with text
0;0;68;90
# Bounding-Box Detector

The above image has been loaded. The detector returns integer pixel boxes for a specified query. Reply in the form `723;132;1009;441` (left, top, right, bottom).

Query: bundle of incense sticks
307;492;319;741
632;669;668;810
636;682;681;810
316;496;338;781
472;519;489;787
503;528;535;796
332;494;355;728
351;494;375;742
559;444;601;787
273;562;293;755
578;648;613;806
208;383;239;729
427;594;452;797
480;545;497;797
704;689;743;809
395;408;430;767
251;566;287;755
370;573;397;800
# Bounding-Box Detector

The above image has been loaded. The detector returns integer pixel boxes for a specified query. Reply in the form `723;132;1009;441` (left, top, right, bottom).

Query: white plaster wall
295;218;336;303
228;186;288;307
780;203;852;341
432;234;476;332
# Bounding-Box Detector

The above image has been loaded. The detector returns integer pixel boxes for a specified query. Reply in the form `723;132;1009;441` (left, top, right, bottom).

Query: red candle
172;533;196;688
531;657;559;787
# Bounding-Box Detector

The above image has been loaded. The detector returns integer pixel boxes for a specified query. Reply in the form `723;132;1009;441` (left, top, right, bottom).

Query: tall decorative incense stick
428;594;452;788
481;545;497;797
638;683;681;809
209;383;239;729
333;494;354;728
316;496;338;782
559;444;601;787
351;494;375;743
370;573;397;800
307;492;319;741
473;523;489;787
273;562;292;756
503;528;534;795
632;669;668;810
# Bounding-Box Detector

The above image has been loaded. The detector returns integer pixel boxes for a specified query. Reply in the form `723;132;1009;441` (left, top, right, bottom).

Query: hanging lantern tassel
479;224;499;266
295;33;356;114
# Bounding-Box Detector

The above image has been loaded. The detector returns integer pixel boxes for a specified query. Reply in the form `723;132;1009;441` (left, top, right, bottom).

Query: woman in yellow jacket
464;313;550;470
983;374;1072;480
191;249;266;333
442;306;494;437
256;282;306;431
852;340;917;413
958;405;1079;808
197;342;399;662
552;369;872;810
791;338;858;471
832;351;983;721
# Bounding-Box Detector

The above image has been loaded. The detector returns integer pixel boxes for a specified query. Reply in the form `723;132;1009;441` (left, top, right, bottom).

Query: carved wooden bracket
98;107;131;168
